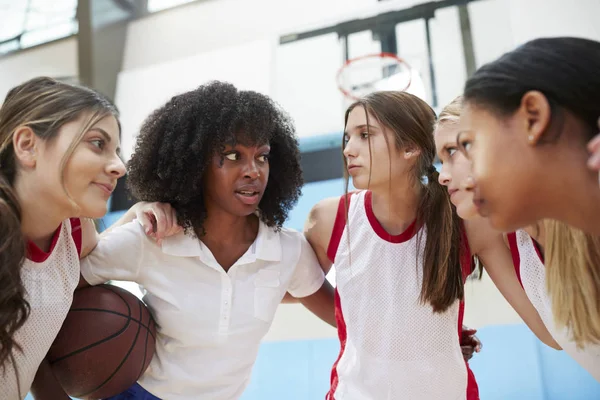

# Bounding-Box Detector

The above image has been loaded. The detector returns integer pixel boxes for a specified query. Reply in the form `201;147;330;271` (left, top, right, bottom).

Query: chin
79;203;109;220
457;203;479;221
350;177;369;190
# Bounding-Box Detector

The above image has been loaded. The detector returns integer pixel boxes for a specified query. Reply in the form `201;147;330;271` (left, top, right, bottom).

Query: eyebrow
344;124;379;134
89;128;121;153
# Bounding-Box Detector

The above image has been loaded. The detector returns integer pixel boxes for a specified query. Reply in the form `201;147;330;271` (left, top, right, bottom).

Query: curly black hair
127;81;303;234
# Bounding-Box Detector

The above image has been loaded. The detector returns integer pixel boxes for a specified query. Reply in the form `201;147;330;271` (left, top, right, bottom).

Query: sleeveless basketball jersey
507;230;600;382
3;219;82;400
326;191;478;400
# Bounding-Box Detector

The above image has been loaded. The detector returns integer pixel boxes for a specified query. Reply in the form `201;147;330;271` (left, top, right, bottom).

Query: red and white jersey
326;191;478;400
508;229;600;382
2;219;81;400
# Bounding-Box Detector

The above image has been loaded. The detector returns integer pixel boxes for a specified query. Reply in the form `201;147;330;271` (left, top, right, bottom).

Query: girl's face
23;113;125;219
435;121;478;220
343;106;412;191
457;99;545;231
202;140;270;217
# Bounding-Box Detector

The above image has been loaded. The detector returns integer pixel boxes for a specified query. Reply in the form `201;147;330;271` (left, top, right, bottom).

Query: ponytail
417;168;464;312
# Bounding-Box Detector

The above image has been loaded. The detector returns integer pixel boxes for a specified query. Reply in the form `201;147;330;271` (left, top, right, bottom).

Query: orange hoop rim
336;52;412;101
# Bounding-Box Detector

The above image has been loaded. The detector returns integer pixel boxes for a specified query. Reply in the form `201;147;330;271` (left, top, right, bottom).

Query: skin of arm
464;217;561;350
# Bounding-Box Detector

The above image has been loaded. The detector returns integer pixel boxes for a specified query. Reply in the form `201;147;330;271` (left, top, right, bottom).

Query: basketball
47;284;157;399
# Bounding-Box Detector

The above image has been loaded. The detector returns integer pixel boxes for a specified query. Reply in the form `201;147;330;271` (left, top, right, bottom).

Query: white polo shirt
80;220;325;400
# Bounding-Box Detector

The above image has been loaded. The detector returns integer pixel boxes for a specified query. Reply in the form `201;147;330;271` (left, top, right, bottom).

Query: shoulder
304;195;349;245
463;216;504;256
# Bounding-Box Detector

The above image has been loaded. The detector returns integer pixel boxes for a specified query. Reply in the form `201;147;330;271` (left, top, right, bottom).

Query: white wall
0;37;78;102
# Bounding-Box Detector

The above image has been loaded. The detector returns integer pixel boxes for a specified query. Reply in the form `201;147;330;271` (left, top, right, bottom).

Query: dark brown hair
344;91;464;312
0;77;118;371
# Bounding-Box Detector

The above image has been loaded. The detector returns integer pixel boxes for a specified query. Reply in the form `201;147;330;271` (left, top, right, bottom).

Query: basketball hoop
336;52;413;101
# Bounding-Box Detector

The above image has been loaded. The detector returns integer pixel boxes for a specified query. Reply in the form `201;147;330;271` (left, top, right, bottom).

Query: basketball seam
67;308;156;341
76;285;143;398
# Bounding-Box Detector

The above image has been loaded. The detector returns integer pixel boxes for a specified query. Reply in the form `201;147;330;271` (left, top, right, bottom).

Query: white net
337;54;413;100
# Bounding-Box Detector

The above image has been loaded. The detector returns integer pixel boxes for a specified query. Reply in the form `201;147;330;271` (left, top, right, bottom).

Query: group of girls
1;35;599;400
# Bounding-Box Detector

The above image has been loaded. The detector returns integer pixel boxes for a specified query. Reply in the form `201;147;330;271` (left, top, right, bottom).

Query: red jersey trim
506;232;524;288
70;218;82;256
530;237;544;264
27;218;83;262
327;194;353;263
326;289;347;400
458;224;480;400
364;191;417;243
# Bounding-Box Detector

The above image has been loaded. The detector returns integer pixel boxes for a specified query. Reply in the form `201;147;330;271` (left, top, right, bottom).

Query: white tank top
508;229;600;382
2;219;81;400
326;191;478;400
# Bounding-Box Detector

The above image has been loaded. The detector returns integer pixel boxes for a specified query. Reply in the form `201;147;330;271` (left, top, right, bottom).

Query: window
0;0;77;55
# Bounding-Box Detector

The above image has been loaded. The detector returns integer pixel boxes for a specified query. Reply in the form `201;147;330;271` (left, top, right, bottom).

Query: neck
551;170;600;235
369;176;421;235
199;205;259;246
14;177;67;251
536;146;600;235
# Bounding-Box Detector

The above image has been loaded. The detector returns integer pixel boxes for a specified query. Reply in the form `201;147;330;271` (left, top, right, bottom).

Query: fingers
137;210;156;236
461;346;474;361
588;135;600;170
588;119;600;170
137;202;181;241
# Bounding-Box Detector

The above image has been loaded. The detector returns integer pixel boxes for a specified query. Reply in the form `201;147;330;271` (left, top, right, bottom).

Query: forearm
101;205;140;236
298;281;337;327
282;292;300;303
30;358;70;400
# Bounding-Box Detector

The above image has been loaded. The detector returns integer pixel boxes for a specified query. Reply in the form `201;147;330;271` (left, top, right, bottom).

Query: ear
12;126;38;168
403;146;421;160
519;90;551;146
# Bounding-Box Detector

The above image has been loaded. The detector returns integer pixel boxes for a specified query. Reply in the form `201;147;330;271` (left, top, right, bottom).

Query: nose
108;153;126;179
244;159;259;180
343;137;356;160
438;165;451;186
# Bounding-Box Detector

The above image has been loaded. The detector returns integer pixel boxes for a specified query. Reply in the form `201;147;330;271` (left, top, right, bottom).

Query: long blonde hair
544;220;600;346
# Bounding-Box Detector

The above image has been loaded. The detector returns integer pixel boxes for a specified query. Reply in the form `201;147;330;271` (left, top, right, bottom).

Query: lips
347;164;360;174
234;185;262;206
94;182;115;196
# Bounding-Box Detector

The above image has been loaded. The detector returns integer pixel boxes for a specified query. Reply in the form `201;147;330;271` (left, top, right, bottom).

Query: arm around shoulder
80;221;148;286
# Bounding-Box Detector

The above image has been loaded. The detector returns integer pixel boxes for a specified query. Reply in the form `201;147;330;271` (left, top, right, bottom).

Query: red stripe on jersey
506;232;524;288
69;218;82;256
365;190;417;243
531;237;544;264
327;194;352;263
27;219;83;262
27;223;63;263
326;289;347;400
458;224;480;400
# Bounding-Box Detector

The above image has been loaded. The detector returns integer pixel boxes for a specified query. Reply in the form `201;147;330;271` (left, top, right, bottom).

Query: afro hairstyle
126;81;303;234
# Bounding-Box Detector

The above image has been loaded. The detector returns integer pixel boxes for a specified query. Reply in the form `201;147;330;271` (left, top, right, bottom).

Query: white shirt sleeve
286;234;326;298
80;220;147;285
